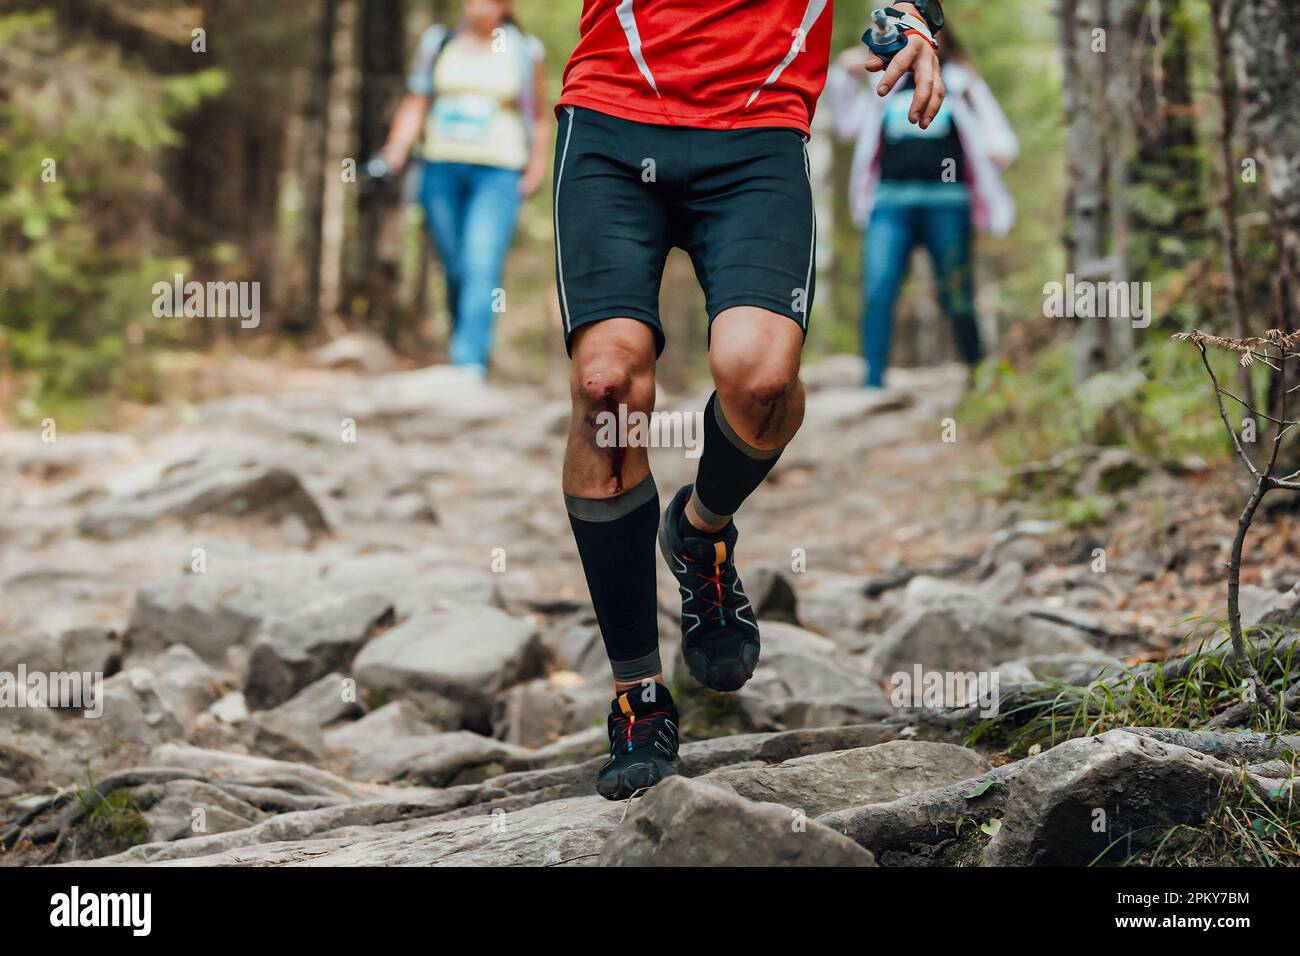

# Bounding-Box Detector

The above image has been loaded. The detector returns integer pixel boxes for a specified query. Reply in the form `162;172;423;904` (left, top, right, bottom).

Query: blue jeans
862;200;982;388
420;161;523;370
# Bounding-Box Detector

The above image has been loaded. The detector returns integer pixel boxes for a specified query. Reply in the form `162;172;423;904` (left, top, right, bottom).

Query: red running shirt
557;0;833;134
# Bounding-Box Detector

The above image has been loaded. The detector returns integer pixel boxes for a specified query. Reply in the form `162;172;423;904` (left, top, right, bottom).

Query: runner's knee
570;322;656;412
712;341;799;407
714;365;803;449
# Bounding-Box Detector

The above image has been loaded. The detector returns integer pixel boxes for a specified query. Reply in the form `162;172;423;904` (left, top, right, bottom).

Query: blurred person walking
828;27;1017;389
381;0;548;378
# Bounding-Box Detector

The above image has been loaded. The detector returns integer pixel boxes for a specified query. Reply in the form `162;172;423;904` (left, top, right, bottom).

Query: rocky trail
2;347;1298;866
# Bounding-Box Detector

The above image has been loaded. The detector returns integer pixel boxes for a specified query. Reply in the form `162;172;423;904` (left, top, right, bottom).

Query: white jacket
824;60;1018;236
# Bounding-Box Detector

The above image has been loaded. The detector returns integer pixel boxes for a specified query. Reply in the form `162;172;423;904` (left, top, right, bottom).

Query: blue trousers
862;201;983;388
420;161;523;371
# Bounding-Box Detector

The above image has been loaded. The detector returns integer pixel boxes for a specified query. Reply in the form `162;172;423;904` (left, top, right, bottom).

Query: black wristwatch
886;0;944;34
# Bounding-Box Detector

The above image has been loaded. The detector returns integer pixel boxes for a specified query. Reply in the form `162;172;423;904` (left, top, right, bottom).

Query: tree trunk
1058;0;1136;382
355;0;409;342
318;0;356;335
1208;0;1254;403
294;0;339;331
164;0;293;336
1129;0;1204;279
1231;0;1300;330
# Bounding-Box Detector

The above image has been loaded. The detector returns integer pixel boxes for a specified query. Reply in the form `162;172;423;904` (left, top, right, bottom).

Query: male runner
553;0;947;799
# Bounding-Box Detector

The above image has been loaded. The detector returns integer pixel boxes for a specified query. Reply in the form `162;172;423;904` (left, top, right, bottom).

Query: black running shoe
596;683;679;800
658;484;761;692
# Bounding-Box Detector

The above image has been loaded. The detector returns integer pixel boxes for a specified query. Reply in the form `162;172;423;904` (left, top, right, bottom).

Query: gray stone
246;710;328;765
864;592;1103;679
703;739;989;817
326;702;533;785
491;675;608;748
143;645;222;727
528;726;608;766
0;738;52;791
209;691;249;725
148;743;398;801
125;563;323;663
676;724;899;777
59;625;121;676
1256;581;1300;628
317;555;500;616
599;776;876;867
0;626;119;677
94;667;186;748
818;762;1023;857
244;592;394;710
737;622;891;730
269;672;363;727
325;700;439;745
142;779;267;843
0;430;137;480
981;731;1237;866
546;615;609;681
340;729;534;786
745;566;800;624
353;605;545;719
0;632;63;676
95;794;624;866
791;572;881;640
80;464;329;539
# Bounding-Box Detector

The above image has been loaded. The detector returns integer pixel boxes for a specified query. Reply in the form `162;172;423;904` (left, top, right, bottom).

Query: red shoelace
684;553;727;622
612;711;672;751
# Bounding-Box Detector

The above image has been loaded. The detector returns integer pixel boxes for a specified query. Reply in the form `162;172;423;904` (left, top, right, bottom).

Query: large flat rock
703;739;990;817
600;776;876;867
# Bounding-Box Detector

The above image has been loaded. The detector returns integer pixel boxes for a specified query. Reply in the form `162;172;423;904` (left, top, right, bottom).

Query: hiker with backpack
380;0;548;379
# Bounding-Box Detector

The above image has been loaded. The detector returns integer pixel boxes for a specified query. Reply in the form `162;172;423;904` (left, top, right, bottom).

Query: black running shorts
553;106;816;355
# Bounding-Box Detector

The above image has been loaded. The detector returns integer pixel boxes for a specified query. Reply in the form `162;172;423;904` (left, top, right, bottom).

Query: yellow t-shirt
420;35;530;169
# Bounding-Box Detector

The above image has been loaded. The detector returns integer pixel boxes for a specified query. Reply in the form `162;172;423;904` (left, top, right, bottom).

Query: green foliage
960;338;1249;482
65;774;152;860
1123;762;1300;866
1064;493;1115;528
966;626;1300;759
0;11;225;419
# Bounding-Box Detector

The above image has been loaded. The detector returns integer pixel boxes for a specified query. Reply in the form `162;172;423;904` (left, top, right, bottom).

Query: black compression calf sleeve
691;392;784;526
565;473;662;681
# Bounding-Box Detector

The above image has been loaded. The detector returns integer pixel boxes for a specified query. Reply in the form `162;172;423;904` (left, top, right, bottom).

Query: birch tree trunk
318;0;356;335
1057;0;1135;382
294;0;339;330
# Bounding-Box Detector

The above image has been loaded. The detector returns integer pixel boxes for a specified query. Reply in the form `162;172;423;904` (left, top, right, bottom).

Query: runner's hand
380;143;407;176
864;34;944;130
520;162;546;197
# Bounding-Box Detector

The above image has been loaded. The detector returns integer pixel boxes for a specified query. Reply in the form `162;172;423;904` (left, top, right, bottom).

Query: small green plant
968;628;1300;756
64;772;151;860
1122;759;1299;866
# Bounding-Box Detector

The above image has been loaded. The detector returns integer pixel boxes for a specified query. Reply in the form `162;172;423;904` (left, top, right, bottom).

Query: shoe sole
658;487;760;693
595;756;677;801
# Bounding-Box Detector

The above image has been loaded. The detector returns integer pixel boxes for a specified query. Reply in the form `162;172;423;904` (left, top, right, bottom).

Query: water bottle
862;9;908;63
361;155;391;183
